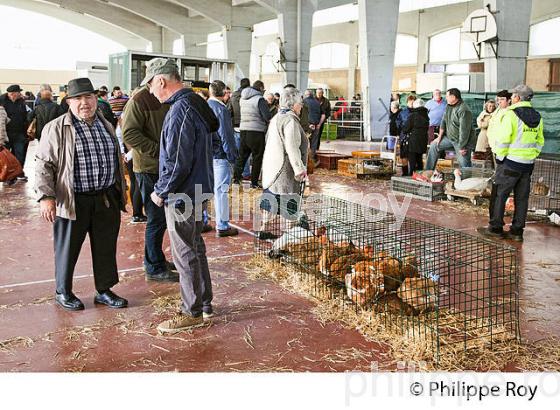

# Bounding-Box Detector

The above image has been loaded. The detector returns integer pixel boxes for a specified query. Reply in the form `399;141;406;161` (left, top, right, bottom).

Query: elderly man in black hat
0;84;29;180
35;78;129;311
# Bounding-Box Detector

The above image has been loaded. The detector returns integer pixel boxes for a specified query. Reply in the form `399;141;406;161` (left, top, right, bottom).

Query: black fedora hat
66;78;97;99
6;84;22;93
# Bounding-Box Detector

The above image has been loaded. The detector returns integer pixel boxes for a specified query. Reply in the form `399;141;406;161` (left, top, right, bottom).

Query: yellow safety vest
494;101;544;164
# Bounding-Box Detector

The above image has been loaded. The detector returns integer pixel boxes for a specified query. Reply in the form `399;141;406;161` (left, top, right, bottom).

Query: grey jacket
239;87;271;132
262;110;308;194
35;110;127;220
0;106;9;146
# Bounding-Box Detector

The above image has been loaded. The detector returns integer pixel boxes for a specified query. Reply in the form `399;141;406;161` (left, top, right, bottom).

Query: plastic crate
391;176;446;201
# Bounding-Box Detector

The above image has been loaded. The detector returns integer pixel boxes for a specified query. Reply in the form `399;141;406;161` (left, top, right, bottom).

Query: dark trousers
310;123;322;158
7;134;28;173
126;160;144;217
234;130;265;186
407;152;423;175
135;172;169;275
489;162;532;234
54;187;120;295
165;202;212;317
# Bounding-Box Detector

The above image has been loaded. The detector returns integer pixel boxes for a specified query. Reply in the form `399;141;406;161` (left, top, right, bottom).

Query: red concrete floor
1;143;559;372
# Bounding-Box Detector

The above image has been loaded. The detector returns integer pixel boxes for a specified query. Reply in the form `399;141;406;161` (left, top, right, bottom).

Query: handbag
27;119;37;140
0;146;23;182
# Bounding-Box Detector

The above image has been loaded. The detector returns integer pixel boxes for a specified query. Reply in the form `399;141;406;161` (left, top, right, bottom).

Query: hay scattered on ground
0;336;34;353
246;255;560;371
151;294;182;315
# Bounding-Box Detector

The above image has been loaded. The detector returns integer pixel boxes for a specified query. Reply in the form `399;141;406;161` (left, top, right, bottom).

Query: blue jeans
135;172;169;275
234;130;250;178
213;159;232;230
425;136;472;170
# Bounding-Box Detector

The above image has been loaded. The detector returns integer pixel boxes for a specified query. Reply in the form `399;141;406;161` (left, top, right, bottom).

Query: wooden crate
337;158;394;179
351;150;380;159
436;158;455;172
316;153;351;170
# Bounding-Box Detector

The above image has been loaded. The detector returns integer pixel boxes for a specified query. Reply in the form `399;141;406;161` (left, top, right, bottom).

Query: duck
453;169;490;191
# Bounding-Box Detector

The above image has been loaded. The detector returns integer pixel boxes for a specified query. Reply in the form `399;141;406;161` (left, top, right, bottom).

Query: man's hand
433;135;442;147
40;198;56;223
150;191;164;207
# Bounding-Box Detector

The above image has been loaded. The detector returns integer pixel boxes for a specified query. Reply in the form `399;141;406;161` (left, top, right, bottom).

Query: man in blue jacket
142;59;219;333
208;80;239;238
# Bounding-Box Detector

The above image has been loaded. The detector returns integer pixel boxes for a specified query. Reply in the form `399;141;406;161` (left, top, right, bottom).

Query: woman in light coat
475;99;496;153
258;87;308;240
0;106;9;147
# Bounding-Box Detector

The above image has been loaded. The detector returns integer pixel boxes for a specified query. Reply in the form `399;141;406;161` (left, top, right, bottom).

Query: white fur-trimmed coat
262;109;308;194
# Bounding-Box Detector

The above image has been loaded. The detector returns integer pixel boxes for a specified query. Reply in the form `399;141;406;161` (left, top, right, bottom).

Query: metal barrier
324;100;364;141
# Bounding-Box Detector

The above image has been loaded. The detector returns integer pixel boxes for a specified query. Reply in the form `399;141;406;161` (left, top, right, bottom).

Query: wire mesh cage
391;176;446;201
526;157;560;214
255;194;520;361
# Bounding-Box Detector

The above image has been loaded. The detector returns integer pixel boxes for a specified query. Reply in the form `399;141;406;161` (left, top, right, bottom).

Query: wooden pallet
444;181;491;206
338;158;394;179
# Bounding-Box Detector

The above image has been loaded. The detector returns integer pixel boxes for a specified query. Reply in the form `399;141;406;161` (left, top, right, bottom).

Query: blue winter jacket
154;88;214;204
304;96;321;125
208;98;238;163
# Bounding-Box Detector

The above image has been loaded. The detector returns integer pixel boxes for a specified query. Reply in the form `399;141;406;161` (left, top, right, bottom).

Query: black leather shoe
504;230;524;242
476;226;505;239
55;292;85;311
146;270;179;282
202;224;214;233
94;290;128;308
217;227;239;237
166;261;177;271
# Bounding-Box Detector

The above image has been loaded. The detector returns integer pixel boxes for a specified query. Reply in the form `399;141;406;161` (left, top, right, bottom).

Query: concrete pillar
223;26;253;78
358;0;400;140
277;0;315;89
484;0;532;91
346;43;358;99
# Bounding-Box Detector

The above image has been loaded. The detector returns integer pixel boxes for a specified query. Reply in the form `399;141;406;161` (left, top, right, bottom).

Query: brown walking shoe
157;314;204;335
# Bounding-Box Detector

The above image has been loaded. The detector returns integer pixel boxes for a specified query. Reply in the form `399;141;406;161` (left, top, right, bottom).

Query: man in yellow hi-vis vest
477;85;544;242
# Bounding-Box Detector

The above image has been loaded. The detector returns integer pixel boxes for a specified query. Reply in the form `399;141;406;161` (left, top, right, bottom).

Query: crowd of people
1;57;326;334
0;62;545;333
390;85;545;242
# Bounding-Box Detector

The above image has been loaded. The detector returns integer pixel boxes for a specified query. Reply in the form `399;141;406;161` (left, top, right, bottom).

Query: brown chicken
532;177;550;196
397;277;438;312
373;292;417;316
345;260;385;306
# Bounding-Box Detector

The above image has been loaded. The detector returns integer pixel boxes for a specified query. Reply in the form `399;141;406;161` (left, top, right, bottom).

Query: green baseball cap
140;58;180;86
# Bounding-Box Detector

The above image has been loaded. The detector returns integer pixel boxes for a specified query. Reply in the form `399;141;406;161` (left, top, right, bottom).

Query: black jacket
98;99;117;128
389;109;401;136
227;87;246;128
0;94;28;137
403;107;429;154
27;99;65;140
